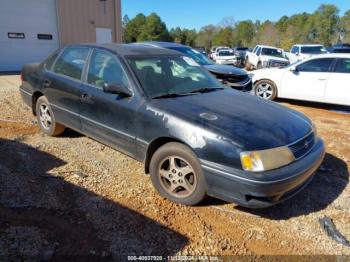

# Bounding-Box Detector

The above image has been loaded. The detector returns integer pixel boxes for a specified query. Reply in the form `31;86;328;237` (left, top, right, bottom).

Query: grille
269;60;289;68
226;74;249;83
288;132;315;159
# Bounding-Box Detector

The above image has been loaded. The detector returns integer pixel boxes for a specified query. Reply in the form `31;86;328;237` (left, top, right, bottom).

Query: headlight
240;146;295;172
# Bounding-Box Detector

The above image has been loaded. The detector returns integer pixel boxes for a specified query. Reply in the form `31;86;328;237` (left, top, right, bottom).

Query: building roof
65;43;182;56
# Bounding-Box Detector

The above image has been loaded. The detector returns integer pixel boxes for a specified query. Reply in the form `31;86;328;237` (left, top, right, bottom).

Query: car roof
294;44;324;47
64;43;182;56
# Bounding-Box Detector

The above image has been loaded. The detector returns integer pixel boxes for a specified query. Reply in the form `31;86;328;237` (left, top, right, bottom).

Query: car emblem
304;140;309;149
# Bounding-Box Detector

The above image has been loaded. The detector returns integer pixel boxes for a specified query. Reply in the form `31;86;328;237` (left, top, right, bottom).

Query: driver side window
297;58;334;73
87;49;129;89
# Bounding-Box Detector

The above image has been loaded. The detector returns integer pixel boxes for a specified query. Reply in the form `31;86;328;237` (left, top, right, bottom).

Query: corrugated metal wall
56;0;122;46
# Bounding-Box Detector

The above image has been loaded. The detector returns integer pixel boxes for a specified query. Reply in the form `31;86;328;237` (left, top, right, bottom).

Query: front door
80;48;139;157
280;58;334;102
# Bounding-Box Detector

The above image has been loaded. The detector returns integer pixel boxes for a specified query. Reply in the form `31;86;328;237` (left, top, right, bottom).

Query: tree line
123;4;350;51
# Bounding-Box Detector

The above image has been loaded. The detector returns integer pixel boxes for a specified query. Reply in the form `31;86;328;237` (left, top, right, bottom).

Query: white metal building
0;0;122;71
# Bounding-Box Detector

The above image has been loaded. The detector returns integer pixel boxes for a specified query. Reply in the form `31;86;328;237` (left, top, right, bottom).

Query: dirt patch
0;121;39;138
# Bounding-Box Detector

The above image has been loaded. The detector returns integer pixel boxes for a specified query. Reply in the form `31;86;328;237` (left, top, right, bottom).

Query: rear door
324;58;350;106
280;58;334;102
44;47;90;131
80;48;140;157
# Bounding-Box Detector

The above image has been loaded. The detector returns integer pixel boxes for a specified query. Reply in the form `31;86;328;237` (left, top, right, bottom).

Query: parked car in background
286;44;328;64
233;47;249;65
211;46;230;61
252;54;350;106
215;49;238;65
328;44;350;53
193;46;207;56
138;42;252;92
19;43;325;208
245;45;289;70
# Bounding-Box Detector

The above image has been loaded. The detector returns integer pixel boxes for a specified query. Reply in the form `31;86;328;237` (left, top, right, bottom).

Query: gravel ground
0;75;349;260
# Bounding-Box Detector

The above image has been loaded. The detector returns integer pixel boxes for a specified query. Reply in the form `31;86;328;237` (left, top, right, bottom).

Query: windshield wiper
152;93;193;99
190;87;224;94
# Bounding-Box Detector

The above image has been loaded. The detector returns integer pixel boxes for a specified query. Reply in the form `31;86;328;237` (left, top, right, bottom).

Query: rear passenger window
43;51;59;71
334;59;350;73
53;47;89;80
297;58;334;73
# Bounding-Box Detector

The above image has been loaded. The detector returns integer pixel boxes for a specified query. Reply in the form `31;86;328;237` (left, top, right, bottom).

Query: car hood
204;64;246;76
151;89;312;151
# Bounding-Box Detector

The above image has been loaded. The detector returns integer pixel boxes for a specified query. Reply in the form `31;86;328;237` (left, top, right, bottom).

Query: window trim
83;47;133;93
296;58;335;73
51;46;91;83
333;58;350;74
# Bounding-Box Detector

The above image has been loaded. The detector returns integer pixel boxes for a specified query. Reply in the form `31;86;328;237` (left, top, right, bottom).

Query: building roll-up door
0;0;59;71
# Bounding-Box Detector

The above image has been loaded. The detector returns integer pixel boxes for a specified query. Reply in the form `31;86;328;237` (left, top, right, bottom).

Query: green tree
234;20;255;46
138;13;170;41
124;13;146;43
340;10;350;43
196;25;218;50
212;27;234;46
313;4;340;46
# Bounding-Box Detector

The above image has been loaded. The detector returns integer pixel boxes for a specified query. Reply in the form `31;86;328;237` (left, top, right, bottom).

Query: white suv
287;44;328;64
245;45;289;70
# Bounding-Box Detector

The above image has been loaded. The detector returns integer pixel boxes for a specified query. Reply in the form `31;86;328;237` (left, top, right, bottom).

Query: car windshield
171;47;213;66
236;47;248;51
218;51;234;56
301;46;327;54
261;48;284;58
127;56;223;98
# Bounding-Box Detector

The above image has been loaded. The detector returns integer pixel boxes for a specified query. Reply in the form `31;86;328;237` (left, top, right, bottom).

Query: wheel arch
32;91;44;115
144;137;193;174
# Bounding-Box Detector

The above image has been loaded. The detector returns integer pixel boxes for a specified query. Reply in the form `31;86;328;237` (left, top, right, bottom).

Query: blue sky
122;0;349;30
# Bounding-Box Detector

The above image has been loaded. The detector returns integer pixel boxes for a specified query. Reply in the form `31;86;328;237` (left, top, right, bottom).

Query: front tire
149;142;207;206
257;61;263;69
254;80;277;100
36;96;65;136
245;59;252;70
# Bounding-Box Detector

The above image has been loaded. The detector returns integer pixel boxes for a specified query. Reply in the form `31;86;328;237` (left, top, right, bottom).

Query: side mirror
103;83;132;97
290;66;297;72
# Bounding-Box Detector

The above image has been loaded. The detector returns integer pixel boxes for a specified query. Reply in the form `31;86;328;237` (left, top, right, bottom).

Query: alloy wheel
158;156;197;198
39;104;52;130
256;82;273;99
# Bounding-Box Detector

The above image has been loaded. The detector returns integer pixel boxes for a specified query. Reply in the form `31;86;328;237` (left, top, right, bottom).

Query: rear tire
149;142;207;206
254;80;277;100
36;96;65;136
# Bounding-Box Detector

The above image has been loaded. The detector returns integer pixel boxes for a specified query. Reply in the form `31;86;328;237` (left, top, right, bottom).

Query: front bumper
201;138;325;208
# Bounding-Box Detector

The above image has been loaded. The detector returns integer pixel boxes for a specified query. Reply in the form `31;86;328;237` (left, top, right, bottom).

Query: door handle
43;79;51;87
318;78;327;81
